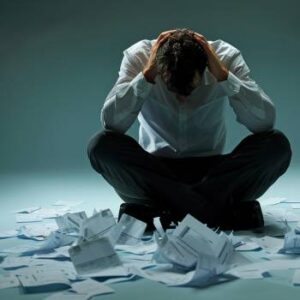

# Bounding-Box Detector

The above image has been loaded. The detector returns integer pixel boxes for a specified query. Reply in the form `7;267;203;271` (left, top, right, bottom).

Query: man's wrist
216;68;229;82
143;68;156;84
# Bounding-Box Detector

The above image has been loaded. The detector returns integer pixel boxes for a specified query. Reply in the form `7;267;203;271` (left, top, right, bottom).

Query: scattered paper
18;271;71;293
0;229;18;239
116;213;147;245
0;275;20;289
55;211;87;233
14;206;41;214
259;197;287;206
71;279;114;297
69;236;124;276
279;230;300;254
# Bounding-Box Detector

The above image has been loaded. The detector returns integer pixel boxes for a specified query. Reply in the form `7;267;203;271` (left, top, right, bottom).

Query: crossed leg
87;129;292;227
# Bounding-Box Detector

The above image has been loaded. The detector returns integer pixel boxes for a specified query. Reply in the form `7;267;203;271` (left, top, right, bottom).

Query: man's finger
157;30;176;41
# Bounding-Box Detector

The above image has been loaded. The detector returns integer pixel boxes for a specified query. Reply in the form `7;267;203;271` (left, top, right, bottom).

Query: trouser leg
196;129;292;207
87;130;212;222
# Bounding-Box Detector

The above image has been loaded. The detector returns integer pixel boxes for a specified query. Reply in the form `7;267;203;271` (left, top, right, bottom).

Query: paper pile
3;196;300;298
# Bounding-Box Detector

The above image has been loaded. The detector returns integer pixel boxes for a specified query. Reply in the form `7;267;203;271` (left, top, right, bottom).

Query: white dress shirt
101;39;276;158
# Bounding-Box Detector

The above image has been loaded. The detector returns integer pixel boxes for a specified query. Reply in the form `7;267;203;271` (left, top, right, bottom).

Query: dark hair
156;28;208;96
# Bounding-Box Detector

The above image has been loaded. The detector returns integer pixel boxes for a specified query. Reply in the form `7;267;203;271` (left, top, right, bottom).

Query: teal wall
0;0;299;172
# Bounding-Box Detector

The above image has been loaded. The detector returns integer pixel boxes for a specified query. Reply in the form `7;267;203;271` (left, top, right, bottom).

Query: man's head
156;28;208;96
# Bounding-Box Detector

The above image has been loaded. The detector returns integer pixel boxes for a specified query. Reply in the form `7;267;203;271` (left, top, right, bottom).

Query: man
87;28;292;230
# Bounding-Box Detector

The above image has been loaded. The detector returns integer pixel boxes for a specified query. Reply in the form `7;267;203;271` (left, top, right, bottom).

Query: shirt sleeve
100;44;154;133
218;50;276;133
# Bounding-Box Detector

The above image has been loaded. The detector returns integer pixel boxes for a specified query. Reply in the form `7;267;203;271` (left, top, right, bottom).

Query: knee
257;129;292;166
87;129;127;164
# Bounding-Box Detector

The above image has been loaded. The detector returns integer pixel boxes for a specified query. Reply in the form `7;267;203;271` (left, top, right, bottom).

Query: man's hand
143;30;177;84
192;32;229;82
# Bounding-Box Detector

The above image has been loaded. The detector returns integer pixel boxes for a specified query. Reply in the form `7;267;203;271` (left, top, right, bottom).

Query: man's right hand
143;30;177;84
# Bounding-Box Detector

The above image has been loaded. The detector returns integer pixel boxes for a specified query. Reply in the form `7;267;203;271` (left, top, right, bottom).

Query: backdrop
0;0;298;173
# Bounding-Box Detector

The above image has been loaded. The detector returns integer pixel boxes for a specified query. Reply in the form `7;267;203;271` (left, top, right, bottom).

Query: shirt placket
178;103;186;154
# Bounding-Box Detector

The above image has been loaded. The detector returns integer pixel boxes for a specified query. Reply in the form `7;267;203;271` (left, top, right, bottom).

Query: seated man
87;28;292;230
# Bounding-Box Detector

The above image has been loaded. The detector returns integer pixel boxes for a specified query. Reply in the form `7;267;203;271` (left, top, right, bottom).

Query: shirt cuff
130;71;155;98
218;71;241;97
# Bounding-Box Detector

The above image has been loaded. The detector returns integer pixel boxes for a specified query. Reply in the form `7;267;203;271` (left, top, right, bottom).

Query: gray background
0;0;299;173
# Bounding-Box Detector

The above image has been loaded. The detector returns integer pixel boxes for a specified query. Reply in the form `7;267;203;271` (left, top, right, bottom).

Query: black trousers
87;129;292;226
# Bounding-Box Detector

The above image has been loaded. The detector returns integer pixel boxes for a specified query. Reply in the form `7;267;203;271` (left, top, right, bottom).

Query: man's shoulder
209;39;241;57
123;39;152;58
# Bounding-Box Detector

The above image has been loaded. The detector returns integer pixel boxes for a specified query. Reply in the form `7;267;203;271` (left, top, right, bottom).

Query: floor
0;167;300;300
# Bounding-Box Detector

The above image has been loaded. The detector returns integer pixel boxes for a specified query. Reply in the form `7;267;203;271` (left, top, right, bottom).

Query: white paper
18;271;71;292
80;209;116;242
279;231;300;254
163;214;234;271
0;256;34;269
0;275;20;289
291;203;300;209
115;241;157;255
252;236;283;254
33;246;70;259
235;242;262;252
69;236;123;276
10;261;79;281
14;206;41;213
71;279;114;297
55;211;87;233
116;213;147;245
16;214;42;223
259;197;287;206
17;223;58;240
0;229;18;239
227;268;270;279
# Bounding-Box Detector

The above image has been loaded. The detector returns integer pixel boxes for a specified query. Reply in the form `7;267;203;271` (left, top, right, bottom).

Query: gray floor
0;168;300;299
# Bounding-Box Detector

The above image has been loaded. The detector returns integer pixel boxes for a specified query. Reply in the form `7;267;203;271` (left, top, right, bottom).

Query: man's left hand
193;32;229;82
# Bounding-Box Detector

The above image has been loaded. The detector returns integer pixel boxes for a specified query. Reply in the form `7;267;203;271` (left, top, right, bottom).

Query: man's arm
101;30;175;133
193;33;276;133
100;42;154;134
218;50;276;133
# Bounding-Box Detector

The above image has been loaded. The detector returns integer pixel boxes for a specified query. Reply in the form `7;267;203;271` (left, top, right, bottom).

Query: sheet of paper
0;275;20;289
279;231;300;254
235;242;262;251
291;203;300;209
116;213;147;245
252;236;283;254
259;197;287;206
80;209;116;241
14;206;41;213
226;268;270;279
17;223;58;241
0;229;18;239
55;211;87;233
33;246;70;259
71;279;114;297
10;261;79;281
0;256;34;269
18;271;71;292
115;241;157;255
165;214;234;271
16;214;42;223
69;236;123;276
